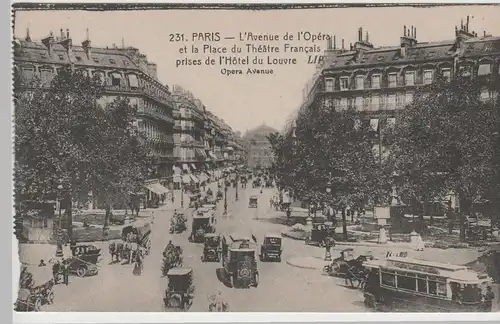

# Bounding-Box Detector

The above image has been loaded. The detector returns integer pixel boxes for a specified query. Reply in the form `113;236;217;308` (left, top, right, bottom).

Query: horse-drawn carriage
163;267;194;311
322;248;373;287
109;221;151;262
16;266;55;312
162;244;184;277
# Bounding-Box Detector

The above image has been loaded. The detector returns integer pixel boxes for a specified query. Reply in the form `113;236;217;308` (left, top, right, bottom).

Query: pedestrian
52;260;60;284
38;259;46;267
61;259;69;285
483;286;495;312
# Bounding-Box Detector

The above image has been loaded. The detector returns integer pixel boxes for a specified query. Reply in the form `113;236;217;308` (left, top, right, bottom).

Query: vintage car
189;213;216;243
201;233;221;262
259;233;283;262
305;223;334;247
188;189;202;208
220;234;259;288
66;245;101;277
363;256;493;312
170;211;187;234
323;248;373;278
16;266;55;312
163;267;194;311
248;195;258;208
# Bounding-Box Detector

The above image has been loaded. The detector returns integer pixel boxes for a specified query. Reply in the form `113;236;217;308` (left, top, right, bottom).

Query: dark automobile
67;245;100;277
220;234;259;288
163;267;194;311
201;233;221;262
189;213;215;243
248;195;258;208
259;233;283;262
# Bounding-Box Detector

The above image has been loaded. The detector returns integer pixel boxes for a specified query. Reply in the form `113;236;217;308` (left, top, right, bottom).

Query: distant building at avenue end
244;124;278;169
285;18;500;136
13;27;246;207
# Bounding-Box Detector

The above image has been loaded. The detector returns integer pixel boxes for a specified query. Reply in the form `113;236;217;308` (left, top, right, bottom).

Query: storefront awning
196;149;207;158
190;174;199;183
208;151;217;159
190;163;197;170
145;182;169;195
182;164;189;171
182;174;191;184
173;174;182;183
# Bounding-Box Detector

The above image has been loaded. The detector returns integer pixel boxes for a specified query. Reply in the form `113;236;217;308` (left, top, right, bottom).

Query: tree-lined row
14;67;152;239
269;75;500;240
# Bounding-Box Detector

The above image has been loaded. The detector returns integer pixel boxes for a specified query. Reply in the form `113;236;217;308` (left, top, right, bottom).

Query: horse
108;241;124;262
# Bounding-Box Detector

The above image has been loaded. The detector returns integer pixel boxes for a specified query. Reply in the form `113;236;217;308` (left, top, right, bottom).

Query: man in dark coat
61;259;69;285
483;286;495;312
52;260;60;284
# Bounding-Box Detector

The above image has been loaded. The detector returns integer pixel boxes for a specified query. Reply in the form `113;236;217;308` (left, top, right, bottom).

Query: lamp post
180;180;184;208
55;183;64;257
235;173;239;201
224;183;228;215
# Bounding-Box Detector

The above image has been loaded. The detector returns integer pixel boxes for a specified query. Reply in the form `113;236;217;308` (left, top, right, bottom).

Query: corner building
13;29;176;206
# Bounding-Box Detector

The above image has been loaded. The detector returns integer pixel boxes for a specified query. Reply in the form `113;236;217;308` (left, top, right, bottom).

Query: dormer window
478;63;492;76
405;71;415;86
92;57;99;63
111;72;121;86
123;60;129;66
58;54;64;60
40;54;47;59
388;73;398;87
109;58;116;64
356;75;364;90
423;70;434;85
371;74;381;89
324;78;334;92
340;77;349;91
75;56;82;61
441;68;451;82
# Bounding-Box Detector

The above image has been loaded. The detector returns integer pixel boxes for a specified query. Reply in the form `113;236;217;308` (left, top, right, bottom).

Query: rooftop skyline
13;6;500;132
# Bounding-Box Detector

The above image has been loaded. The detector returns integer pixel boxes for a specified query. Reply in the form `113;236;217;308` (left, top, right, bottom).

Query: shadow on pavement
257;216;288;226
215;268;232;288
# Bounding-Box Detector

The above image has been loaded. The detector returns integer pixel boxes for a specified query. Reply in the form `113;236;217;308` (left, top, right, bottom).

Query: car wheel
47;291;54;304
76;266;87;278
34;297;42;311
253;273;259;287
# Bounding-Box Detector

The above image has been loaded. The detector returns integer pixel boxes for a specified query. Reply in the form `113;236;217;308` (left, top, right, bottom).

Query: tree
14;67;150;239
271;103;391;240
389;74;500;240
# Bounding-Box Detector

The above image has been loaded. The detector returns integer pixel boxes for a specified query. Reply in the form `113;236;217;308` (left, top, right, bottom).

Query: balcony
103;84;174;109
172;110;181;119
173;124;182;131
137;110;174;124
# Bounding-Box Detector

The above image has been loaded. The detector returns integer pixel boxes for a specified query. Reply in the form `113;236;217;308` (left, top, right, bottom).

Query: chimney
455;17;475;42
41;32;55;56
82;28;91;59
58;28;72;52
342;38;345;50
147;62;158;80
400;24;418;56
66;28;70;39
354;27;374;52
327;37;332;50
60;28;64;40
333;35;336;49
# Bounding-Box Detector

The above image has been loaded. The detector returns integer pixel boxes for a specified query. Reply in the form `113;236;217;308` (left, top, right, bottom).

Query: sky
13;5;500;133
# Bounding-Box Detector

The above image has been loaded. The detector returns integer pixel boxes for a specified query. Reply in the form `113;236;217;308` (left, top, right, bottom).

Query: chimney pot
342;38;345;49
333;35;336;49
66;29;70;38
366;31;369;43
414;28;417;38
60;28;64;39
404;25;406;36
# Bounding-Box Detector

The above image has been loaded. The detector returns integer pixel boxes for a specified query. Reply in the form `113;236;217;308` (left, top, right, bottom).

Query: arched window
21;65;35;83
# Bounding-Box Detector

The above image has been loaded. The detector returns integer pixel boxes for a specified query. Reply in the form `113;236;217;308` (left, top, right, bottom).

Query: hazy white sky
13;6;500;133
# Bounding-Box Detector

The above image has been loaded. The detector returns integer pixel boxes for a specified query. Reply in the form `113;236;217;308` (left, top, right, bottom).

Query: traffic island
286;256;329;270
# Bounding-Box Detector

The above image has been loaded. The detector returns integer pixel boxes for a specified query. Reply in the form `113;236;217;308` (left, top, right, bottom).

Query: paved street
31;183;366;312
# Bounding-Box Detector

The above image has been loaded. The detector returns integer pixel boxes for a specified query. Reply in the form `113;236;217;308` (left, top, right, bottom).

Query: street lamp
180;180;184;208
55;183;64;257
235;173;239;201
223;183;228;215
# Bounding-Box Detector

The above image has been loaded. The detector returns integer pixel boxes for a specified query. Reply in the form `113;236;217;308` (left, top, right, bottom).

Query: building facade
244;124;278;169
291;19;500;139
13;28;177;203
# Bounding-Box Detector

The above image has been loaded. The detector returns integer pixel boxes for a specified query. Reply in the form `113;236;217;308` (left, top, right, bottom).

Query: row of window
19;65;170;103
321;89;498;112
323;63;498;92
381;270;448;297
138;121;171;141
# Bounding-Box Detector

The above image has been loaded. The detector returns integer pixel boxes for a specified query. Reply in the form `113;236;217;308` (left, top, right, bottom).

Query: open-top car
248;195;258;208
163;267;194;311
323;248;373;278
260;233;283;262
189;214;215;243
305;223;334;247
220;234;259;288
170;211;187;234
201;233;221;262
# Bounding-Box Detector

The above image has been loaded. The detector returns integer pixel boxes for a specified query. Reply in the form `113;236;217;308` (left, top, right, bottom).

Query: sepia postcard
10;2;500;319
